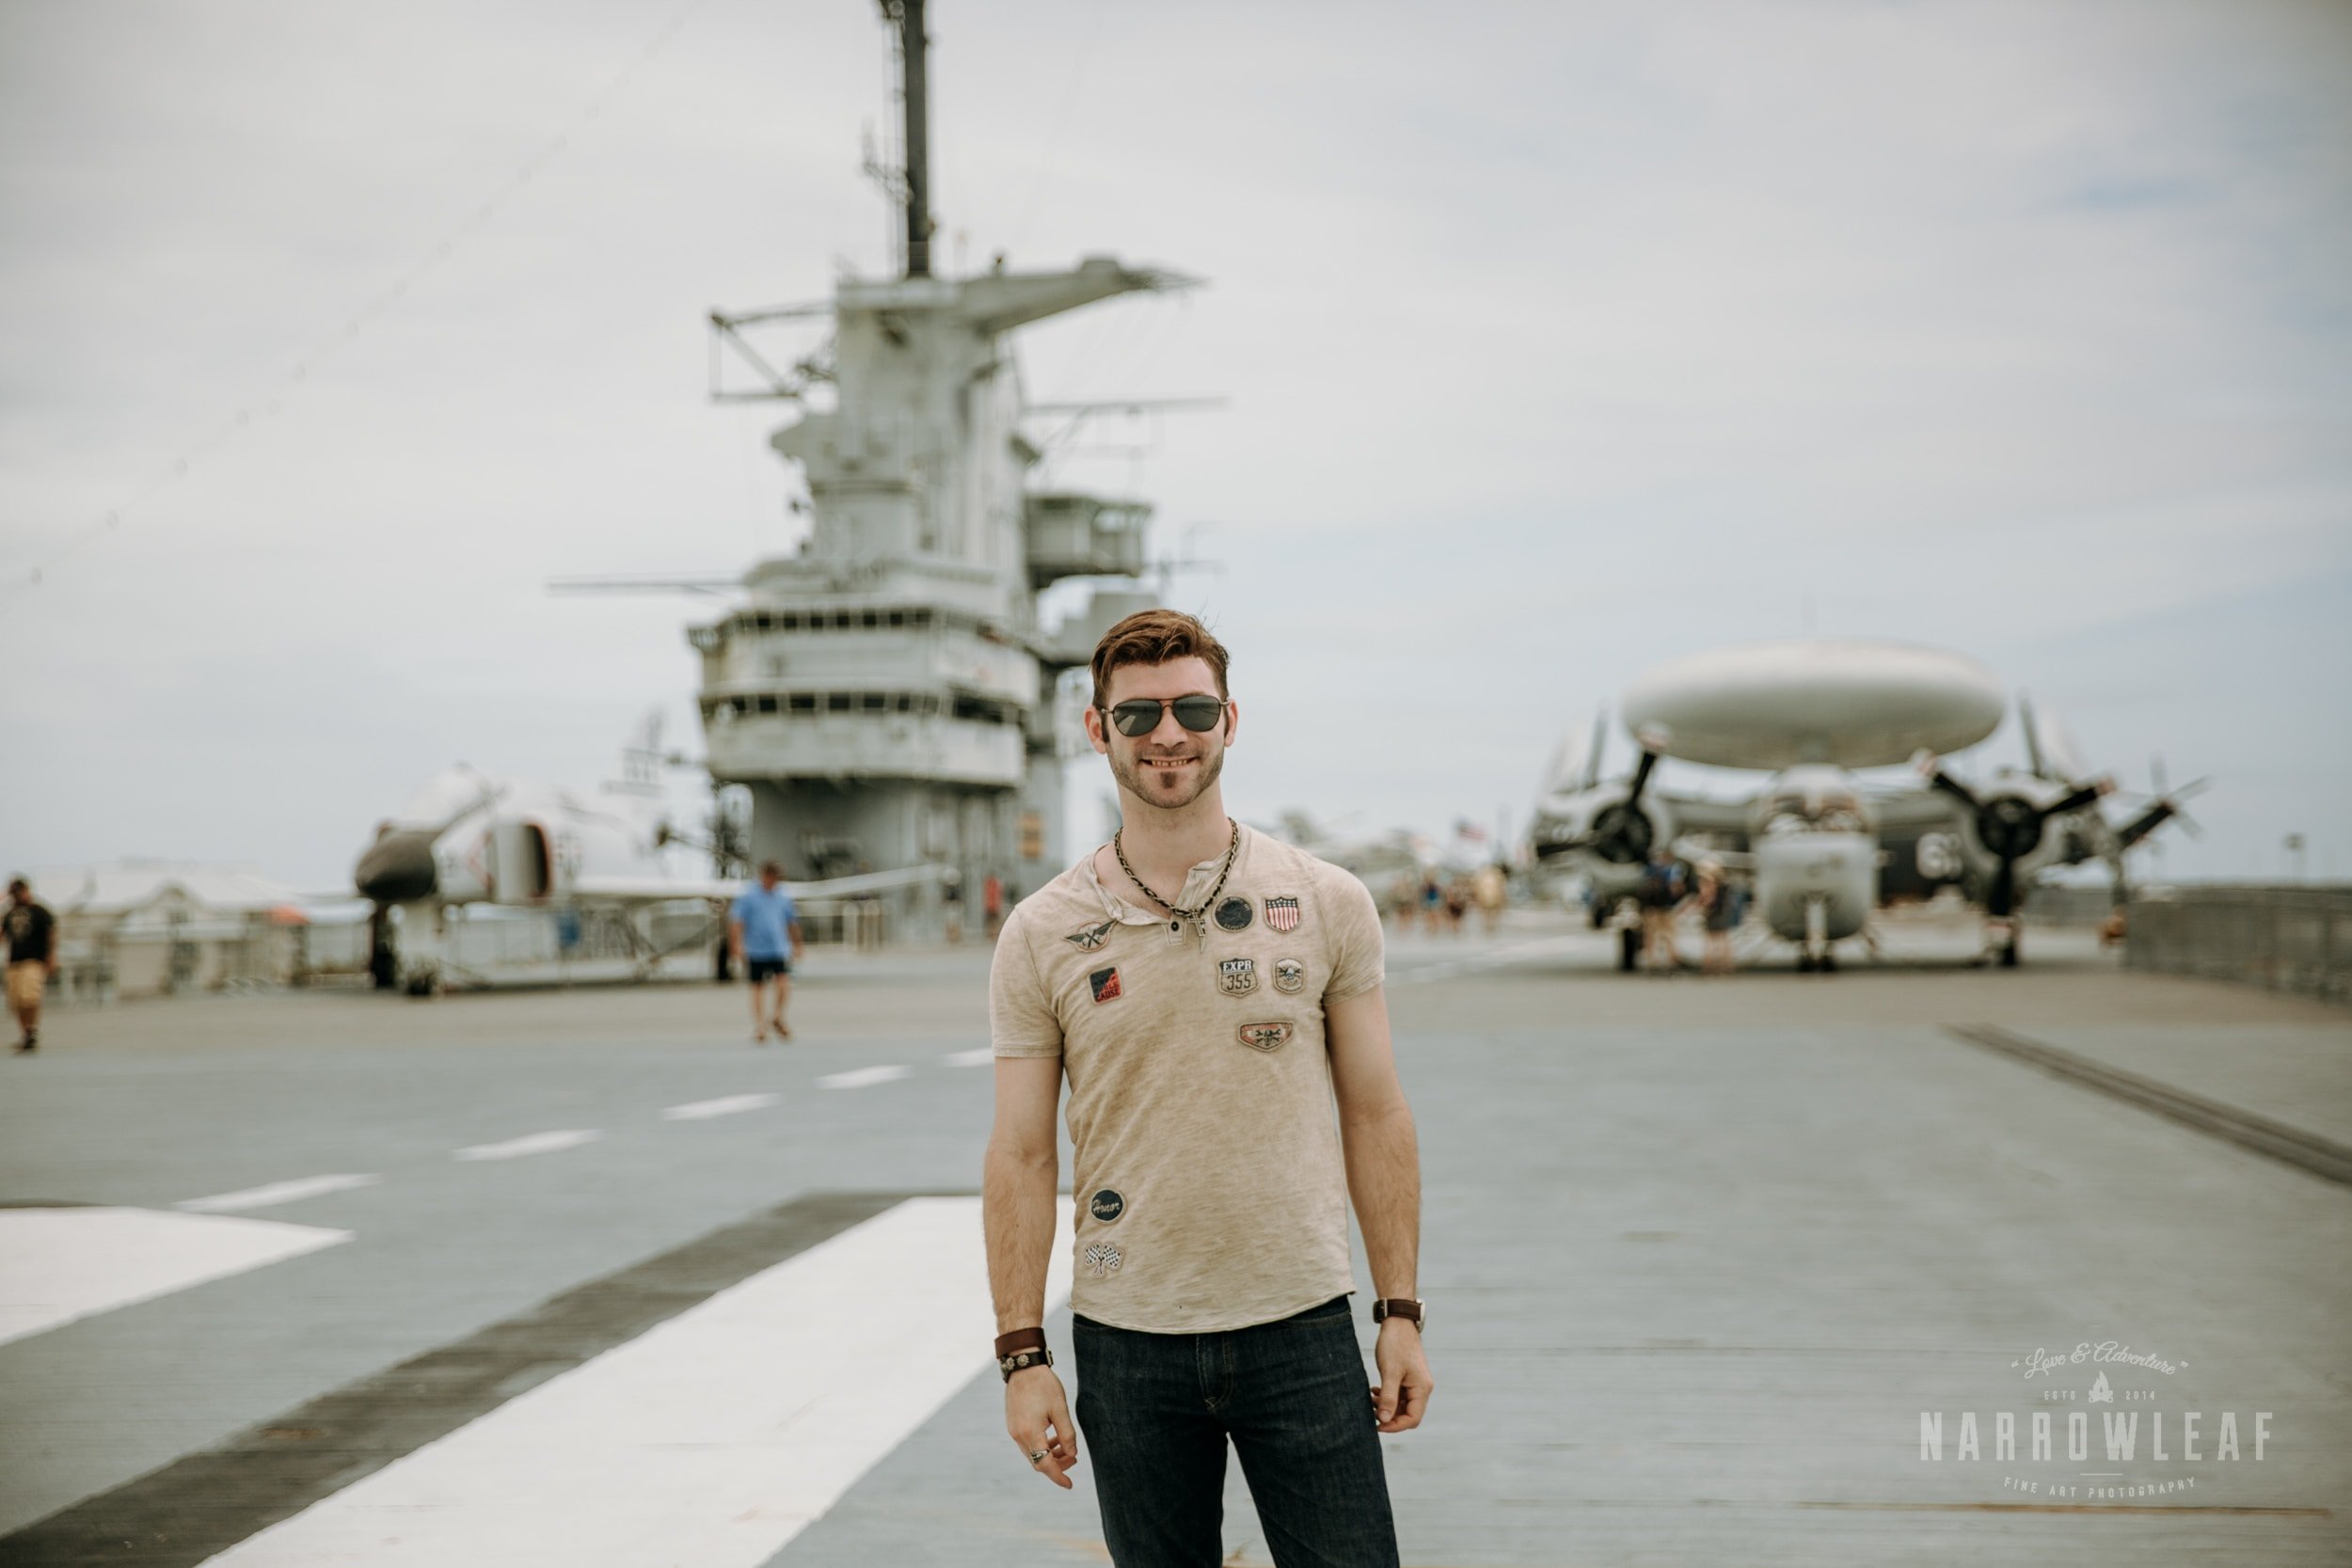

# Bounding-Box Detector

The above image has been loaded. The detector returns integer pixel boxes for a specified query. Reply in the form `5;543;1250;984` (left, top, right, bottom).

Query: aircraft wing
1862;784;1969;832
570;864;949;904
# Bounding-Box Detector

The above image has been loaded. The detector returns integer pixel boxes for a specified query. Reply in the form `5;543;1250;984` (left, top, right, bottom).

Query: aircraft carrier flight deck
3;911;2344;1567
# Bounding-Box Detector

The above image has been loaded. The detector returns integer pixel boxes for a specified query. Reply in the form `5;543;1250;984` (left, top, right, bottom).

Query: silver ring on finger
1028;1449;1049;1465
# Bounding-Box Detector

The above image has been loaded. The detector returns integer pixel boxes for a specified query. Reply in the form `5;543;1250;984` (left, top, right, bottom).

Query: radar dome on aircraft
1621;640;2004;770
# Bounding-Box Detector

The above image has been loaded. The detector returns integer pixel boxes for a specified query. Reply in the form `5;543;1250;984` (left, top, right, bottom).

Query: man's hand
1372;1318;1433;1433
1004;1365;1079;1487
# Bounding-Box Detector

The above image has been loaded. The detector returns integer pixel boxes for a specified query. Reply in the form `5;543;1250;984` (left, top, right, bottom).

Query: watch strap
1371;1297;1425;1328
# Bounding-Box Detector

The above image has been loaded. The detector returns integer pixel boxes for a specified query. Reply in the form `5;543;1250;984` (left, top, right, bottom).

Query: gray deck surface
2;912;2345;1565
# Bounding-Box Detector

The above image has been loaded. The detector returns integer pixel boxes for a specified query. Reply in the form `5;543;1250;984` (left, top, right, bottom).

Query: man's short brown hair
1089;610;1231;710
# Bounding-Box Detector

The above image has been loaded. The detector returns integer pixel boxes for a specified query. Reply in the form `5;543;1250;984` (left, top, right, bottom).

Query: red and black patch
1089;965;1123;1003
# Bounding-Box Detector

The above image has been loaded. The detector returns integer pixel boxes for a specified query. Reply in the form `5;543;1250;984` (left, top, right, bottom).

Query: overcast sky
3;0;2347;892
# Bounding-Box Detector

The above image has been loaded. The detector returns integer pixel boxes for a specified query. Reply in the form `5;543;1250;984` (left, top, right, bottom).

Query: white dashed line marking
943;1048;994;1067
661;1093;781;1121
818;1066;911;1090
178;1174;382;1213
454;1130;604;1162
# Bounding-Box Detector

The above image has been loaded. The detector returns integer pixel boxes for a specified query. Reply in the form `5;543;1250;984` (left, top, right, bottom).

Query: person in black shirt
5;878;58;1054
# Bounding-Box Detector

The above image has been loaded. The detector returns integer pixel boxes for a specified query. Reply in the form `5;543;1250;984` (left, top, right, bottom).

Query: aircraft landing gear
1800;896;1833;974
1617;927;1640;973
1977;917;2020;969
368;911;397;991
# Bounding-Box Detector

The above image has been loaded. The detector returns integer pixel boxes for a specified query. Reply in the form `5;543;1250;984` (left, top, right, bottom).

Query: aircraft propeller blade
2047;779;2111;818
1625;746;1660;806
2114;780;2207;851
1574;724;1671;865
1914;749;1979;810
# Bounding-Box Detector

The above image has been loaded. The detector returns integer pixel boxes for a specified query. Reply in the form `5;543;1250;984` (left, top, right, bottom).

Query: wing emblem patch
1236;1021;1294;1053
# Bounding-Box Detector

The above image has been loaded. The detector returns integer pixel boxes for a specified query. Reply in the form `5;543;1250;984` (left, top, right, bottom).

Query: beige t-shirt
990;823;1386;1333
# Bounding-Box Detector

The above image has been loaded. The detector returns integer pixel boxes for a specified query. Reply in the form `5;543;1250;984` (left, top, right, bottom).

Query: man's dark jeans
1073;1296;1400;1568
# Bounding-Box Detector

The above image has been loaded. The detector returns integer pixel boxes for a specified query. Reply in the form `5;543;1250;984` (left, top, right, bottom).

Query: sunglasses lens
1172;696;1225;732
1111;703;1160;737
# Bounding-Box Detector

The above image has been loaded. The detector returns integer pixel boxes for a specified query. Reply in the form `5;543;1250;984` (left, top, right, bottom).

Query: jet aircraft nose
355;832;437;903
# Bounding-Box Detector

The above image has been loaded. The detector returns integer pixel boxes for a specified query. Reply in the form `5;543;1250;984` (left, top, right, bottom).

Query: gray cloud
3;0;2348;885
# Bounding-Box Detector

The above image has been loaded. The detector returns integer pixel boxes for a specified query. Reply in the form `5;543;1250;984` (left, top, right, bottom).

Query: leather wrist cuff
993;1326;1047;1358
1371;1297;1426;1330
998;1347;1055;1382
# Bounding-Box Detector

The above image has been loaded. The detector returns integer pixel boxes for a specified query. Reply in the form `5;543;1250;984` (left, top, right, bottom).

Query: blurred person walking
1638;847;1688;973
983;609;1430;1567
942;868;965;944
5;878;58;1054
1472;863;1506;935
729;862;803;1043
1442;878;1470;935
1694;859;1738;974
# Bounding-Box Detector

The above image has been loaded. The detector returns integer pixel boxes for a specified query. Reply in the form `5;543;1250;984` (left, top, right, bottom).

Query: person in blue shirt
729;861;803;1043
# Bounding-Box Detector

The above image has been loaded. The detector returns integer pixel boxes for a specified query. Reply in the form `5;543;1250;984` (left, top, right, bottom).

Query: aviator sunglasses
1102;694;1229;737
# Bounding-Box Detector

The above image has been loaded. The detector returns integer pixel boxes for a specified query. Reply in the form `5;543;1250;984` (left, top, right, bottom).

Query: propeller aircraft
1526;640;2204;972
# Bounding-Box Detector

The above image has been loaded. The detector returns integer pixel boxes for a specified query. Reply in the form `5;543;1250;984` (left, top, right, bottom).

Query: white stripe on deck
0;1207;351;1350
198;1196;1075;1568
661;1093;780;1121
453;1129;603;1162
818;1065;911;1089
943;1047;994;1067
178;1174;382;1213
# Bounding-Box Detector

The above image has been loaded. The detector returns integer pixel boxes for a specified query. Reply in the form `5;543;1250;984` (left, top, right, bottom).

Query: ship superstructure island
691;0;1191;916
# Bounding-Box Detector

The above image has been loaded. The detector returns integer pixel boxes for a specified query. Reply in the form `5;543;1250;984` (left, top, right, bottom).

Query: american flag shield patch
1263;895;1301;933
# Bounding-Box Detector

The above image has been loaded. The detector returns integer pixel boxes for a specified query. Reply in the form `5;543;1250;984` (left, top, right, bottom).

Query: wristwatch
1371;1297;1425;1330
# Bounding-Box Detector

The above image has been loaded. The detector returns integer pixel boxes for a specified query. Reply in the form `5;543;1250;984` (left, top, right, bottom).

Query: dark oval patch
1089;1189;1125;1224
1215;895;1254;931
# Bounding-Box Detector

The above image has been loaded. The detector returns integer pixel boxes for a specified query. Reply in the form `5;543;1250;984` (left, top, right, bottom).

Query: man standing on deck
729;862;802;1043
982;610;1432;1566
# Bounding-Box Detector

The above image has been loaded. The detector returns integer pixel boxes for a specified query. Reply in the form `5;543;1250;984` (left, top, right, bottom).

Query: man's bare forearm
983;1140;1059;1333
1342;1102;1421;1299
